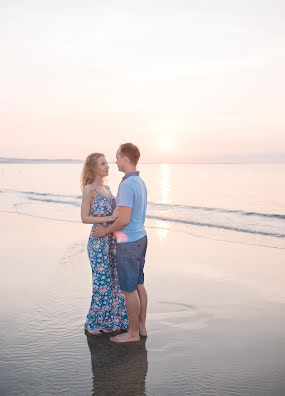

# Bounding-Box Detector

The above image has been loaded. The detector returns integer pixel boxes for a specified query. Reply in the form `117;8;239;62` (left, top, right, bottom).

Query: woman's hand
110;208;120;221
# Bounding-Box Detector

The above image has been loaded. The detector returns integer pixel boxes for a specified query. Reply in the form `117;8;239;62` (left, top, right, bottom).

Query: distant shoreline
0;157;285;165
0;158;83;164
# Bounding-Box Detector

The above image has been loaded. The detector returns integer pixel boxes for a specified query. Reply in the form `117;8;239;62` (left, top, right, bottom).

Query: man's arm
91;206;131;238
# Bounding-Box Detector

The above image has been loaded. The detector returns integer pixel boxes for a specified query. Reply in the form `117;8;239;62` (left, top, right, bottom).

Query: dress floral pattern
85;191;129;331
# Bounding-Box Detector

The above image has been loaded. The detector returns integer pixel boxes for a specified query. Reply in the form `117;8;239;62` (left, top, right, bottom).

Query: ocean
1;162;285;249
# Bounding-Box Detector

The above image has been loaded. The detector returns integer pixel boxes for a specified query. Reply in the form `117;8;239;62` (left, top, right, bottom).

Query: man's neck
124;167;137;175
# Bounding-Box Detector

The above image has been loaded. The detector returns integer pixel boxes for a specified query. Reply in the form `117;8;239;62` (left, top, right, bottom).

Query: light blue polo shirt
116;172;147;243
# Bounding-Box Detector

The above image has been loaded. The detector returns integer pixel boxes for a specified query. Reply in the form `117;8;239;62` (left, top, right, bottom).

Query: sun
148;120;178;152
157;135;173;152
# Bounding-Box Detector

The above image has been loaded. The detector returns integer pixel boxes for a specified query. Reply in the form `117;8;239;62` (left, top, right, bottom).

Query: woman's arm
81;185;119;224
91;206;131;238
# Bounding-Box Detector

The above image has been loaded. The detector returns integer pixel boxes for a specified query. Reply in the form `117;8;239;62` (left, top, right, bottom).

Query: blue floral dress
85;190;129;332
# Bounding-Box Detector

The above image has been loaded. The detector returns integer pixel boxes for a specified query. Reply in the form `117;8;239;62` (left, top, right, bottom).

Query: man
92;143;148;343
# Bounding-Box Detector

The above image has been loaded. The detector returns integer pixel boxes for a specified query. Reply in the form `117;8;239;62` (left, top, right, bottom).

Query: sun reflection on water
160;164;171;204
154;220;169;241
156;164;171;241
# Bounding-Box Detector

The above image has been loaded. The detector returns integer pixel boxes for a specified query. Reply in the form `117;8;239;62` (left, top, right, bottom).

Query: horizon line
0;156;285;165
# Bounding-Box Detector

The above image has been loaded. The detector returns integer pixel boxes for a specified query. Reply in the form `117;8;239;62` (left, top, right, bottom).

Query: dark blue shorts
116;235;147;292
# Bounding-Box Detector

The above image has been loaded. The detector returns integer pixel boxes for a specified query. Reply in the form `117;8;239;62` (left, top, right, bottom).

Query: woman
81;153;129;335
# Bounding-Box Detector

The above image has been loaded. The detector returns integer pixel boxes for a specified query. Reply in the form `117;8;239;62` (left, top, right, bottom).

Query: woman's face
96;156;109;177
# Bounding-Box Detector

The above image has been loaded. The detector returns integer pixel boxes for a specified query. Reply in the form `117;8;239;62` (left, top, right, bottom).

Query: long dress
85;190;129;331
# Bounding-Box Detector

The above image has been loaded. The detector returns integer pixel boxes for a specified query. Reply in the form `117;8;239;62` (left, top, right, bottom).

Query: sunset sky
1;0;285;163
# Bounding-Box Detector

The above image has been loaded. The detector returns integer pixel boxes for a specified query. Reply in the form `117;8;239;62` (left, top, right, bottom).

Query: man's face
116;149;124;172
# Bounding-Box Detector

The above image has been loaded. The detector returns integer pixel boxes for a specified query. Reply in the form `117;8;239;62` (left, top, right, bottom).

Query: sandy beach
2;0;285;393
1;211;285;395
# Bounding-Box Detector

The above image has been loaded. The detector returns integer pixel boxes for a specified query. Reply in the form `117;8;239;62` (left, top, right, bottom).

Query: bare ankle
128;329;139;337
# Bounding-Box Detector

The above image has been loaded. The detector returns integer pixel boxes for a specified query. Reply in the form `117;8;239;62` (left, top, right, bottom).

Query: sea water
1;162;285;249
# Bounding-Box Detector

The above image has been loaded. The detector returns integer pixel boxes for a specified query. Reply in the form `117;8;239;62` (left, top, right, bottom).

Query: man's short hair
119;143;140;165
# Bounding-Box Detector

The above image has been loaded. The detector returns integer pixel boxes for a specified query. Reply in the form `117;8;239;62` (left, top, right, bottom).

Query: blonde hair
81;152;104;191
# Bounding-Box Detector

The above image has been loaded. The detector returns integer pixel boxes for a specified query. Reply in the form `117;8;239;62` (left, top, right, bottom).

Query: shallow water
1;163;285;395
1;163;285;248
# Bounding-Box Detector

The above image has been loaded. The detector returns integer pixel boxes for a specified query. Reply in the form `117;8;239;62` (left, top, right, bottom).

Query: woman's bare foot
101;329;113;333
85;327;101;335
110;331;140;343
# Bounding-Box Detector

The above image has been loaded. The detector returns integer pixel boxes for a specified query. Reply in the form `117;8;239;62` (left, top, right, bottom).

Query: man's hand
91;225;108;238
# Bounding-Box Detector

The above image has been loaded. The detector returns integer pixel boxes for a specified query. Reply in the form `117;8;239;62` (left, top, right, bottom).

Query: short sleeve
118;182;134;208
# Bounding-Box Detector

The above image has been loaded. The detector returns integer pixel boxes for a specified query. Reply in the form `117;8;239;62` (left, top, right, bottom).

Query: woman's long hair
81;153;104;191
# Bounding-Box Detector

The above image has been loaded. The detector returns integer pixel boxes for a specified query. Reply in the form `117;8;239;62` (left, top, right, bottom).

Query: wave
2;188;285;239
3;189;284;220
28;196;80;207
147;202;285;220
146;215;285;238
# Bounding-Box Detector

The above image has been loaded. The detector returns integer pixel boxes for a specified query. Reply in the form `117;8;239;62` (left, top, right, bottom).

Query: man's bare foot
85;327;101;335
139;328;147;337
110;331;140;343
139;321;147;336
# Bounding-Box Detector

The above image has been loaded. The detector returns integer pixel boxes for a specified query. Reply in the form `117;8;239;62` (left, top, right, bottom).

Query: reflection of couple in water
86;333;148;396
81;143;148;343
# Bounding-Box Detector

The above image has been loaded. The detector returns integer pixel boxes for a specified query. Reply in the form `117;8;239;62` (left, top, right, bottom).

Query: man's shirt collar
121;171;140;182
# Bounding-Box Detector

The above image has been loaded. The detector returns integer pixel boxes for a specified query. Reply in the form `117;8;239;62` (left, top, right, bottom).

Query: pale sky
0;0;285;163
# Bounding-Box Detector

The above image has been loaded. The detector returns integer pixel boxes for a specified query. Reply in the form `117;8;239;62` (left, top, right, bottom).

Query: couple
81;143;148;343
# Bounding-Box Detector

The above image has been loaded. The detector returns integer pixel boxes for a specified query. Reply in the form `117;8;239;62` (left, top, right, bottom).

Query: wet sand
1;212;285;395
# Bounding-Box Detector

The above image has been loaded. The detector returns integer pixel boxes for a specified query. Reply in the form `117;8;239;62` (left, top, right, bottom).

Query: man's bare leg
137;284;148;336
110;290;140;343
